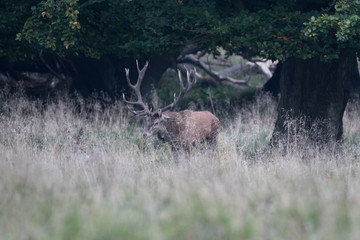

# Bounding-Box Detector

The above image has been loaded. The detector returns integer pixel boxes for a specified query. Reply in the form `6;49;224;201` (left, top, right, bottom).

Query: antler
123;60;151;116
123;61;197;116
158;67;197;113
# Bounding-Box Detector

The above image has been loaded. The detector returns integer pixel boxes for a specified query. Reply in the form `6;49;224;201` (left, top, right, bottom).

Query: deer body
144;110;220;152
123;60;220;158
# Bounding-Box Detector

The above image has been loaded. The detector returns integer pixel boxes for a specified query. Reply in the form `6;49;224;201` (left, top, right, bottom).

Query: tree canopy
1;0;357;62
222;0;360;61
14;0;224;58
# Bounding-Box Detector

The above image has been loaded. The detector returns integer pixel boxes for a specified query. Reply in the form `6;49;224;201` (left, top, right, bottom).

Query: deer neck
157;116;180;143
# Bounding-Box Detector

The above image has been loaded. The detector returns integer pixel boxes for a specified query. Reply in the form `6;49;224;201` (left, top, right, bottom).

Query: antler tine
177;68;185;90
186;67;197;90
123;60;151;116
124;68;133;87
128;107;150;116
136;60;148;87
179;67;197;93
158;67;197;113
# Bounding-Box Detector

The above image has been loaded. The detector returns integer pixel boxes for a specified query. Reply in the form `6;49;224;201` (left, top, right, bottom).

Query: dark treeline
1;0;360;149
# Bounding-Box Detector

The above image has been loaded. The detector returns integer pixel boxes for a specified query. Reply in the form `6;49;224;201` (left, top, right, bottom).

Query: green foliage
17;0;81;54
0;0;39;59
223;0;360;61
79;0;225;58
302;0;360;60
2;0;360;62
14;0;225;58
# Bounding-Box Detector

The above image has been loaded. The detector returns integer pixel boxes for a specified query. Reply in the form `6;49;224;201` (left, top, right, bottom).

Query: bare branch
247;60;275;79
39;50;67;81
177;54;248;87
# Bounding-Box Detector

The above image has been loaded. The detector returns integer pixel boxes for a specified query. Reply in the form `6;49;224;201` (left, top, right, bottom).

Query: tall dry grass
0;90;359;240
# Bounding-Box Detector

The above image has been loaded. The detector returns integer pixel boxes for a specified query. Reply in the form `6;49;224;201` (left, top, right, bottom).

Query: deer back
162;110;220;145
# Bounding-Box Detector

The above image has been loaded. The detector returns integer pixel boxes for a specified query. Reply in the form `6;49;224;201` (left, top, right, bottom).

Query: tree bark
141;54;177;99
271;48;356;149
262;61;282;97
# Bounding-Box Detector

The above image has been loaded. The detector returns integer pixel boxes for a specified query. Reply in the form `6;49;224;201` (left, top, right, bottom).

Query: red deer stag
123;60;220;159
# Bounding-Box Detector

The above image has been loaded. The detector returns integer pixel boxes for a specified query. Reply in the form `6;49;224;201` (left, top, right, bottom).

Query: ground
0;92;360;240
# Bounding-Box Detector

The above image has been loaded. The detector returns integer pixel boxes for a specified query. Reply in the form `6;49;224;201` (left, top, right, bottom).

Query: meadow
0;89;360;240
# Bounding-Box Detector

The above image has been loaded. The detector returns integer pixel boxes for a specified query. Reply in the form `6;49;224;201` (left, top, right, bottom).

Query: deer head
123;60;197;139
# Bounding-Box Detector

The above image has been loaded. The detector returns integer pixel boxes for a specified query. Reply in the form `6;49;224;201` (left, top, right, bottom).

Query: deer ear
161;114;172;121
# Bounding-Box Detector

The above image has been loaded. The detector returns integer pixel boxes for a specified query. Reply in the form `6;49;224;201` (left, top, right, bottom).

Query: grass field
0;91;360;240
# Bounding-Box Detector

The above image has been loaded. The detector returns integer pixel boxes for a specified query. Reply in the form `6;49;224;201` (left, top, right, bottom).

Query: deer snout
143;132;151;139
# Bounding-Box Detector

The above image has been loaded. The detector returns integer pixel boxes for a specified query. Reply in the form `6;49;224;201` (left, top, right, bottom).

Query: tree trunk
262;61;282;97
271;48;356;149
141;54;177;100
